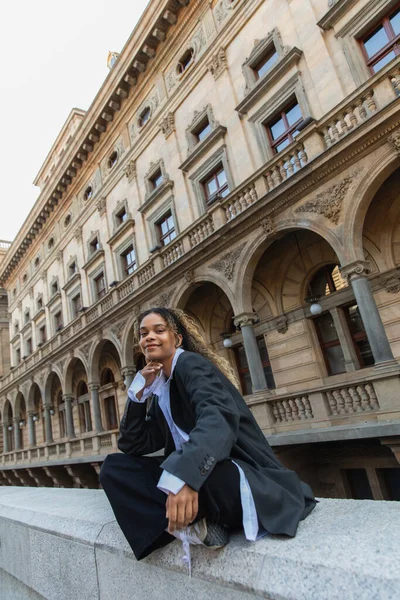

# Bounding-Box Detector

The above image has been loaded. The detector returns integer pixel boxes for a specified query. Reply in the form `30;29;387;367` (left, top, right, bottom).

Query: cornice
317;0;359;31
82;249;105;272
107;219;136;247
179;125;227;172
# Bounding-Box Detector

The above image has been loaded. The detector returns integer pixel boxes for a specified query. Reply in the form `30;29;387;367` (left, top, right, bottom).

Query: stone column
340;261;396;367
63;395;76;439
43;404;54;444
2;422;9;453
234;313;268;392
330;307;359;372
27;411;36;447
13;417;22;451
121;367;136;390
89;383;103;432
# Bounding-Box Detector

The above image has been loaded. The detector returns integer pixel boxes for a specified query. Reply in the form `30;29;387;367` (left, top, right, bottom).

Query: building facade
1;0;400;499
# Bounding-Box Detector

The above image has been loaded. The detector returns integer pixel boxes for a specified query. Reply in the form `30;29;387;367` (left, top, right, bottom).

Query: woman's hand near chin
135;360;163;399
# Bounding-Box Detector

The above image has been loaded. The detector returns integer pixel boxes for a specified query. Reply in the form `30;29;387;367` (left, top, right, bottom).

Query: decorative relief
97;197;107;216
74;226;83;243
207;47;227;80
184;270;195;283
388;130;400;153
159;112;175;138
233;312;259;328
261;217;275;236
124;160;136;182
340;261;371;281
80;343;92;362
209;242;246;281
165;25;207;94
214;0;241;25
381;270;400;294
111;319;128;341
274;315;288;334
41;269;48;283
154;290;174;307
57;359;65;375
294;175;356;225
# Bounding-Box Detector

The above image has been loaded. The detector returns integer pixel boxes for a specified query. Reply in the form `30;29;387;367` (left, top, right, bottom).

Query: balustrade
138;262;155;285
270;395;314;424
320;91;376;148
101;294;114;312
162;241;184;267
327;383;379;415
118;276;135;299
189;218;214;247
223;183;258;221
86;306;99;324
264;144;308;193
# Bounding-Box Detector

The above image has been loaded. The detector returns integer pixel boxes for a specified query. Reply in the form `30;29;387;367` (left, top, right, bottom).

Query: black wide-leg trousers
100;453;243;560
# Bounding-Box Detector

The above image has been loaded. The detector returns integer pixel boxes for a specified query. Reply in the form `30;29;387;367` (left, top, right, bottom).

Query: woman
100;307;316;567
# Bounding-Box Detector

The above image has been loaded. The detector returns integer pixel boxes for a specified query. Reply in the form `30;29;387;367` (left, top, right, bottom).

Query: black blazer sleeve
118;396;165;456
160;352;240;492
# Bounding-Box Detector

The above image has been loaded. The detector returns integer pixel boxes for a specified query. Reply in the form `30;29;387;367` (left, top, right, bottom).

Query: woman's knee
100;453;126;487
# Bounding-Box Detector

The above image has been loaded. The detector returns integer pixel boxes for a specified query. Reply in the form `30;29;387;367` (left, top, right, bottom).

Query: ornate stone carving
56;250;63;264
80;343;91;362
209;242;246;281
192;26;206;55
381;270;400;294
28;286;34;299
388;130;400;153
97;197;107;216
261;217;275;236
154;290;173;307
41;269;48;283
74;226;83;243
294;175;355;225
274;316;288;334
340;261;371;281
57;360;65;375
184;270;195;283
207;47;227;80
233;312;259;328
111;319;128;341
124;160;136;182
159;112;175;138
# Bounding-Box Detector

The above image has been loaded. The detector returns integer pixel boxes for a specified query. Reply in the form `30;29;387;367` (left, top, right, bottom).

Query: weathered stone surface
0;487;399;600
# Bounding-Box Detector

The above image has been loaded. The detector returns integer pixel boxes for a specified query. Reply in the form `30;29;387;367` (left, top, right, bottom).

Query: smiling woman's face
139;312;181;363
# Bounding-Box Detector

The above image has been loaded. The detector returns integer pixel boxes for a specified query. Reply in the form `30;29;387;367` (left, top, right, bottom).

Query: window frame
313;312;346;377
202;165;230;205
120;244;137;277
94;271;107;300
156;212;177;247
359;6;400;73
343;304;374;368
265;100;303;154
234;335;276;395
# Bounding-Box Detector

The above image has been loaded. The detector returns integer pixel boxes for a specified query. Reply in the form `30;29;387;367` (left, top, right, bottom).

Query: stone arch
44;372;64;440
121;314;140;370
344;150;400;263
171;273;238;315
90;338;123;384
240;223;345;314
64;357;88;396
3;400;13;452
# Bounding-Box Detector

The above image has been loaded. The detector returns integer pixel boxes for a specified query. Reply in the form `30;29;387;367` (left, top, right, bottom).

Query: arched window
83;186;93;201
309;264;347;298
107;151;118;169
100;368;115;386
139;107;151;127
77;380;92;433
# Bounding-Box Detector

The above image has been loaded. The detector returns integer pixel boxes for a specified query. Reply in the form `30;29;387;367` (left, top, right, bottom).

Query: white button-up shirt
128;348;261;541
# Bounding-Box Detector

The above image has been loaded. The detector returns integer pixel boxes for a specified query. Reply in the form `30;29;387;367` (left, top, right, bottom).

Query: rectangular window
14;322;19;334
121;245;137;276
79;401;93;433
150;169;163;190
234;336;275;395
24;311;30;324
266;101;303;154
72;293;82;318
39;325;47;344
94;272;106;299
90;237;100;254
37;297;43;310
361;7;400;73
104;396;118;430
314;313;346;376
203;166;230;205
343;469;373;500
16;348;21;364
344;304;374;368
54;311;63;330
116;208;128;225
253;47;279;79
68;262;77;278
51;281;58;296
59;410;66;439
26;338;32;355
194;118;212;143
157;213;176;246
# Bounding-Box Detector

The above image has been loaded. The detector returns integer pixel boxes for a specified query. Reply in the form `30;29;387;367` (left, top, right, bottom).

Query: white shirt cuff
157;470;186;495
127;372;155;403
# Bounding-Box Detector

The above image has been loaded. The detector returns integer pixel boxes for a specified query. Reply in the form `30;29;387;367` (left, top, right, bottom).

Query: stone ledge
0;487;399;600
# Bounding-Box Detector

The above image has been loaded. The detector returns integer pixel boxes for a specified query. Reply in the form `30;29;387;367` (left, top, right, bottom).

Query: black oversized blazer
118;351;316;537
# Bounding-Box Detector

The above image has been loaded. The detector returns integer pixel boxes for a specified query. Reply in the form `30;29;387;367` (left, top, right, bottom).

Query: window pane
170;230;177;241
256;50;278;78
206;177;217;196
217;169;227;187
378;468;400;501
167;215;174;229
242;372;252;395
197;122;212;142
390;9;400;35
344;469;373;500
324;345;346;375
355;339;374;367
161;220;168;235
315;313;339;343
372;50;396;72
286;103;302;127
270;117;286;140
236;346;248;369
220;186;230;198
364;26;390;58
346;305;364;334
275;138;291;153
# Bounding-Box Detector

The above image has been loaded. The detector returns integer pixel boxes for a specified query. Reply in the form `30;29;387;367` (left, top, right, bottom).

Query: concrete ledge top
0;487;399;600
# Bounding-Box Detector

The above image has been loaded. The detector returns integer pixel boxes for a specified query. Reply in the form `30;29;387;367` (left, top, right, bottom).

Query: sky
0;0;150;241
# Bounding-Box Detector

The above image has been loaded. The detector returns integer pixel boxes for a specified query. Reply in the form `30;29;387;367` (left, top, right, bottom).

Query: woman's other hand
166;484;199;532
